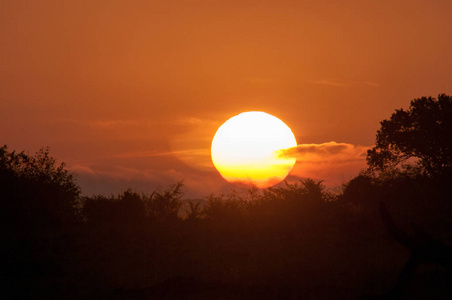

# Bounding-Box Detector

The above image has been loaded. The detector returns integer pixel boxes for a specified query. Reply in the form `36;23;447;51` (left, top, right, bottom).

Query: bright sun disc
211;111;297;187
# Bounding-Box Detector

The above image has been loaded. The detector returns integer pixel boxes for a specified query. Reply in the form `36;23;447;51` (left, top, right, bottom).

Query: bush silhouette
146;182;183;221
83;189;146;227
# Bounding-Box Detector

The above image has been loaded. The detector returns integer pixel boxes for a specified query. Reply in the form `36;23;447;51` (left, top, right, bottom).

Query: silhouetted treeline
1;95;451;299
1;148;449;299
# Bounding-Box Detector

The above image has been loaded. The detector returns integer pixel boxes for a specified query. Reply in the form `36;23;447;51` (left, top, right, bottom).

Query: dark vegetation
1;94;451;299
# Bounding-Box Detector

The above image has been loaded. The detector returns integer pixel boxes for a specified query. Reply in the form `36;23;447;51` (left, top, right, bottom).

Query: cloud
241;77;282;85
70;164;160;182
279;142;372;187
279;141;369;162
168;117;220;171
69;162;232;198
69;139;373;196
113;148;213;169
112;150;180;158
88;119;145;128
309;79;379;87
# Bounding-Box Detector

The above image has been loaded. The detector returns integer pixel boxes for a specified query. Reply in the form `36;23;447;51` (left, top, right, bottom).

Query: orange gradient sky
1;0;451;197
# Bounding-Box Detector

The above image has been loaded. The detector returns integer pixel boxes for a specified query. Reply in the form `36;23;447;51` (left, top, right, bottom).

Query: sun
211;111;297;188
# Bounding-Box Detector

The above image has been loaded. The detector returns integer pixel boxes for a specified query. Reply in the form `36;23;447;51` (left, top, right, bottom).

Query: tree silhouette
3;142;450;298
0;145;81;230
367;94;452;176
0;146;82;298
359;95;452;297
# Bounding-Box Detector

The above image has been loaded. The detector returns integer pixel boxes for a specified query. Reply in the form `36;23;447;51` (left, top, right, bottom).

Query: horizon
2;0;451;197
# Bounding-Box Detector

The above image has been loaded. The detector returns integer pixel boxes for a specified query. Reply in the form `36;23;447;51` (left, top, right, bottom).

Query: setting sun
211;111;297;187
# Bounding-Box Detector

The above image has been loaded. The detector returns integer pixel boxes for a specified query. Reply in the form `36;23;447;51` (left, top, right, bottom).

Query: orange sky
1;0;451;197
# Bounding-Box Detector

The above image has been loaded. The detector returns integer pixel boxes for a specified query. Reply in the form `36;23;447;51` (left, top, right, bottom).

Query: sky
1;0;451;198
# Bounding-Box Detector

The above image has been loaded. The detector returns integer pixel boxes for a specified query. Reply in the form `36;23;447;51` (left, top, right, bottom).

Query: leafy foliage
367;94;452;175
0;145;81;230
0;146;83;298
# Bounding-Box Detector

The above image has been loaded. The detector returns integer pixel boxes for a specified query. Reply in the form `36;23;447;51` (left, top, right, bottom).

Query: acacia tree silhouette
359;94;452;298
367;94;452;176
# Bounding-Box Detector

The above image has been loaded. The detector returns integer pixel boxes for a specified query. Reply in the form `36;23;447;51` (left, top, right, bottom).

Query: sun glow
211;111;297;187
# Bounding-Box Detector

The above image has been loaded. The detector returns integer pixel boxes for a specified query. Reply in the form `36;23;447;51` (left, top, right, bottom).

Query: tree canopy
367;94;452;176
0;145;81;230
